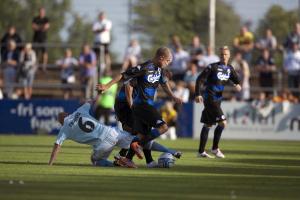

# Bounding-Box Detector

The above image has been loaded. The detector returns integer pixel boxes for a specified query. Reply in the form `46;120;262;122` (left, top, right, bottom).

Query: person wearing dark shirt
255;49;276;92
32;7;50;70
1;26;22;60
97;47;182;162
195;46;241;158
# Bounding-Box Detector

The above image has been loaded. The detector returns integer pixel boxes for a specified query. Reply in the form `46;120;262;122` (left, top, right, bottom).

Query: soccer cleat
197;151;214;158
146;161;159;168
130;142;143;159
115;156;137;168
211;148;225;158
173;151;182;159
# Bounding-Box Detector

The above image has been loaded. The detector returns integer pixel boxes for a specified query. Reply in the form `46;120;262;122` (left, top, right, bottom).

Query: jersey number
78;117;95;133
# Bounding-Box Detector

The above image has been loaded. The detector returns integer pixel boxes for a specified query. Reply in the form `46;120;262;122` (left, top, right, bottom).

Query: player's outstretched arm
161;82;182;104
96;74;123;93
48;143;61;165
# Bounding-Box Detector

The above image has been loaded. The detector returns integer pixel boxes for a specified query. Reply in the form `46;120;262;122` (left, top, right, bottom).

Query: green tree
256;5;298;44
132;0;240;56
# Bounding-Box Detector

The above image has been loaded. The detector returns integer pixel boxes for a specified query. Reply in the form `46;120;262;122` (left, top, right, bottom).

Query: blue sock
150;129;161;138
151;141;176;155
95;159;114;167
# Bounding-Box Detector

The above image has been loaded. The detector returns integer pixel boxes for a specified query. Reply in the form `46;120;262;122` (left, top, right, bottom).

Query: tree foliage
256;5;299;44
0;0;94;61
132;0;240;56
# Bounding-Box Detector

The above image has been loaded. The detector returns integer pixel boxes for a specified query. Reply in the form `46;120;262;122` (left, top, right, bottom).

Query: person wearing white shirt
283;43;300;91
92;12;112;72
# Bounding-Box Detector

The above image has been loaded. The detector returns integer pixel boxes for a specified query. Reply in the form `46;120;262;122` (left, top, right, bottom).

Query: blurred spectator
160;101;177;140
283;22;300;52
56;49;78;100
283;43;300;94
173;81;189;103
92;11;112;73
273;89;299;104
32;7;50;70
255;28;277;52
168;34;181;53
18;43;37;99
1;40;19;99
233;26;254;63
204;46;219;65
188;35;206;57
169;44;189;81
1;26;22;60
231;51;250;100
252;92;274;119
95;73;118;125
0;79;3;100
122;39;141;71
255;49;276;93
184;61;199;100
192;49;207;72
79;44;97;100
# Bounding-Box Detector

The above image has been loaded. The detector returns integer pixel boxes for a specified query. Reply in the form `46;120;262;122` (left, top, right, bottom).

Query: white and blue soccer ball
158;153;175;168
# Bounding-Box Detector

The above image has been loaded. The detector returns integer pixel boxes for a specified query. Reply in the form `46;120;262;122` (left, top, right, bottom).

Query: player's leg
197;101;215;158
211;120;227;158
144;140;182;159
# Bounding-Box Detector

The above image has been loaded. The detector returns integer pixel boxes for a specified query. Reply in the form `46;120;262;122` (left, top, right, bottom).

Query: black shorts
93;42;109;55
114;99;134;128
200;100;226;125
132;103;166;135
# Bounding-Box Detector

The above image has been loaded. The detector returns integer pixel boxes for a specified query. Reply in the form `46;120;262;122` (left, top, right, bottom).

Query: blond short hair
219;46;230;51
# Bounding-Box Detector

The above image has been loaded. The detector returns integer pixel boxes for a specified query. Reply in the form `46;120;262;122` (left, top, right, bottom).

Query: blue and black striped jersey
195;62;240;102
121;60;168;105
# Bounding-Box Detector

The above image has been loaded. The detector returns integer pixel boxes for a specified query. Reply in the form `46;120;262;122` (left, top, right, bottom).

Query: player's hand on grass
195;95;203;103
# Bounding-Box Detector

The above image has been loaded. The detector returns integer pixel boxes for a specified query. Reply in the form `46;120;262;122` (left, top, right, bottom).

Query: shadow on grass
0;161;91;167
0;144;89;150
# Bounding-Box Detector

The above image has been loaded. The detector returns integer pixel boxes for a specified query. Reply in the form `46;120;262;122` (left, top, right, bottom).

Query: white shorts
92;128;133;160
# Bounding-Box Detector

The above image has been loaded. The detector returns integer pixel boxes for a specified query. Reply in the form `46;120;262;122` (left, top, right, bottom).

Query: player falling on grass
98;47;183;162
106;79;182;168
48;102;136;168
195;46;241;158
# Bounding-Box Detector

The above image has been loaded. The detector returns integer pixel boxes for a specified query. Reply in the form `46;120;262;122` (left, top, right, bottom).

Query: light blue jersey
55;103;113;148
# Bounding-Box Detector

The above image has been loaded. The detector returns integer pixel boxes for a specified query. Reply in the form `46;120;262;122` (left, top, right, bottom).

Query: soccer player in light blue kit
48;102;135;167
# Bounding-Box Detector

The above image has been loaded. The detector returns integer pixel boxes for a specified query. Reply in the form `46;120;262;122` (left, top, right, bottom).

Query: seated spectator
122;39;141;71
256;28;277;52
79;44;97;100
273;89;299;104
283;22;300;52
231;51;250;100
184;61;199;101
1;26;22;60
169;44;190;81
160;101;177;140
188;35;206;57
233;26;254;63
255;49;276;94
1;40;19;99
56;48;78;100
204;46;219;65
18;43;37;99
283;42;300;96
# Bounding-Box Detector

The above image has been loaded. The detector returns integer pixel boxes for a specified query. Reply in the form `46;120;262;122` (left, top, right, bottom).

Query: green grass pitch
0;135;300;200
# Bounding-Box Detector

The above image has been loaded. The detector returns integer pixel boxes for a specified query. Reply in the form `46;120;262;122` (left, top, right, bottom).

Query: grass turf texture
0;135;300;200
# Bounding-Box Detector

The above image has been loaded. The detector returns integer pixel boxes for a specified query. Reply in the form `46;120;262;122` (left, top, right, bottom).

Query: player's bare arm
125;83;133;108
96;74;123;92
161;82;183;104
234;84;242;92
48;143;61;165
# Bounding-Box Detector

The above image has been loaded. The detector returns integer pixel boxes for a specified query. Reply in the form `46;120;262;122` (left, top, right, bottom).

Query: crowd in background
0;8;300;125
